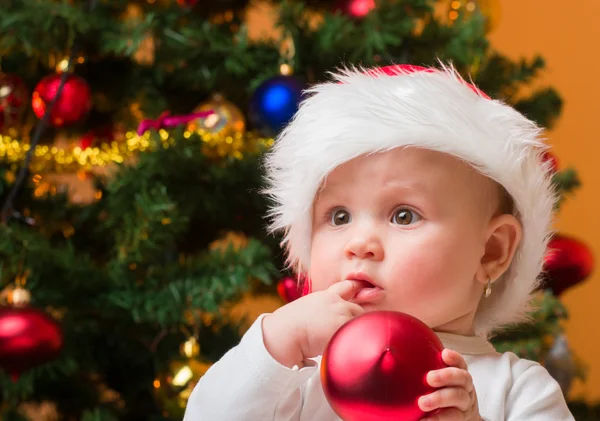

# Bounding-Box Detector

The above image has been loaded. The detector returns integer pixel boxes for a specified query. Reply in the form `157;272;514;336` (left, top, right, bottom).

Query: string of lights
0;129;274;173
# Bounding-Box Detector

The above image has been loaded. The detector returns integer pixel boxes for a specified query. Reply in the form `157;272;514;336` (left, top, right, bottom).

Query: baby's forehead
321;148;484;188
315;147;502;209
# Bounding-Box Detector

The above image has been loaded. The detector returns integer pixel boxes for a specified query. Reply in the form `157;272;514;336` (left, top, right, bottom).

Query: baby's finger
420;407;465;421
442;349;468;370
427;367;473;391
346;301;365;317
418;387;471;413
329;280;363;301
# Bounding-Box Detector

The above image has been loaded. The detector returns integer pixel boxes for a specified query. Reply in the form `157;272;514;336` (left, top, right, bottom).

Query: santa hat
263;63;557;335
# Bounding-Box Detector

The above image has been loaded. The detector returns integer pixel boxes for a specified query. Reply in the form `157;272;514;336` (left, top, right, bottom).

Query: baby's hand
418;349;481;421
262;280;365;368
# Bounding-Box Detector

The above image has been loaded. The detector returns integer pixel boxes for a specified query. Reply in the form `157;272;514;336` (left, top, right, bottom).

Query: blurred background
0;0;598;420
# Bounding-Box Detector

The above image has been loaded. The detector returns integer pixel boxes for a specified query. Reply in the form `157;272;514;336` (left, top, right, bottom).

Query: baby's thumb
329;280;362;301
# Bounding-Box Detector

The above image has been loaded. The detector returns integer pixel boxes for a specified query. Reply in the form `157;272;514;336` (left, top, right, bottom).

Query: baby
183;64;574;420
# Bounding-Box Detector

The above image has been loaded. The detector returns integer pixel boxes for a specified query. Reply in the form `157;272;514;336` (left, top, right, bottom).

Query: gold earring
484;278;492;298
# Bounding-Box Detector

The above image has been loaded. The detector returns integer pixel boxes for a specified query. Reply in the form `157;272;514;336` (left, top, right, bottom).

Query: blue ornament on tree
250;75;304;135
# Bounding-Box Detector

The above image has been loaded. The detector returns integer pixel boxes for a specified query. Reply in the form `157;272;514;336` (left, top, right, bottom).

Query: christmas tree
0;0;595;419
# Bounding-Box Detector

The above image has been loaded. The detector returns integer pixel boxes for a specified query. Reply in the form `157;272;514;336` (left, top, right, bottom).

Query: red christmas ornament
276;275;311;303
542;150;559;173
0;306;63;381
334;0;376;19
321;311;446;421
80;125;115;150
177;0;199;6
32;73;92;127
543;234;594;296
0;73;28;131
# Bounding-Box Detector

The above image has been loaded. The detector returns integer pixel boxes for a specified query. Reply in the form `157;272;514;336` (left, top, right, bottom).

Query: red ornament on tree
177;0;199;7
276;275;311;303
0;306;63;381
0;73;28;131
543;234;594;296
321;311;446;421
32;73;92;127
80;125;115;150
334;0;376;19
542;150;559;173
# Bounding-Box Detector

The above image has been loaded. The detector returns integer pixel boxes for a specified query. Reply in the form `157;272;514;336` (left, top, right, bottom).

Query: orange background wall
487;0;600;402
247;0;600;401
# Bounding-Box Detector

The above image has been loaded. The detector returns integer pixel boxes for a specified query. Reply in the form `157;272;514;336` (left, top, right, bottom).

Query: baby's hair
494;183;515;217
499;186;515;216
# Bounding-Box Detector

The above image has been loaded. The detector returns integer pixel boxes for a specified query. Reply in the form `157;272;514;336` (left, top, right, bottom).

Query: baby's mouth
355;279;376;290
349;279;384;303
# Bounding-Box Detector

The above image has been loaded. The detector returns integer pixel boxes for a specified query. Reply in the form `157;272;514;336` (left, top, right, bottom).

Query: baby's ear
476;214;522;283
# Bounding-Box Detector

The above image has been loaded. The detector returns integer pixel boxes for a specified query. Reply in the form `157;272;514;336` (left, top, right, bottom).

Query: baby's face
309;147;502;335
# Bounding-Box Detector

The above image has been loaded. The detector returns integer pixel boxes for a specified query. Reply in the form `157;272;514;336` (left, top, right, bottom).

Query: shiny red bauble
276;276;311;303
334;0;376;19
321;311;446;421
543;234;594;296
0;73;28;131
542;150;559;173
177;0;198;6
32;73;92;127
80;125;115;150
0;306;64;381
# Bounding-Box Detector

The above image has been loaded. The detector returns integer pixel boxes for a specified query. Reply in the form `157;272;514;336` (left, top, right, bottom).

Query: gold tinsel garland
0;129;274;173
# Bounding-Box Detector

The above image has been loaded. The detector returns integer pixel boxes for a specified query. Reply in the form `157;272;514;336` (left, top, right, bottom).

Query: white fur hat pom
263;63;557;335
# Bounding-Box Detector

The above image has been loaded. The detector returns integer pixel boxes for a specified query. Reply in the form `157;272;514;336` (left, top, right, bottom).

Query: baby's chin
357;300;400;313
358;303;431;324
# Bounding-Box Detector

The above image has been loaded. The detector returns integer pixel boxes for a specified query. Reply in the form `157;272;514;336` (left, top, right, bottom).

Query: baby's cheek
391;239;443;274
308;251;339;291
387;247;457;298
404;232;474;279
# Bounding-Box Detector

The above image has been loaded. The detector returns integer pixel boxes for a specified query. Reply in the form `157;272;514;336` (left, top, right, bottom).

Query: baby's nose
344;234;384;261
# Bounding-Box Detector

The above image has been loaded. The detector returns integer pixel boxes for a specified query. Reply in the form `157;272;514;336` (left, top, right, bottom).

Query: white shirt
184;314;574;421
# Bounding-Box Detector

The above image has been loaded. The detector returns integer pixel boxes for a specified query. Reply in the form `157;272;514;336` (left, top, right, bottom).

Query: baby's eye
330;208;351;226
391;208;421;225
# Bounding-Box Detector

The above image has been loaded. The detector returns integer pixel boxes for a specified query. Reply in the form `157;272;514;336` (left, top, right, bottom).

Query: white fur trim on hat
263;63;557;335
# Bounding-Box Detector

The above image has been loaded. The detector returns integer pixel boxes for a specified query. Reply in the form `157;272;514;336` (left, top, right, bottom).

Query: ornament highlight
543;234;594;296
8;286;31;307
321;311;445;421
154;336;211;419
0;73;28;132
0;306;63;381
154;358;211;419
249;75;303;136
188;94;245;137
334;0;376;19
32;73;92;127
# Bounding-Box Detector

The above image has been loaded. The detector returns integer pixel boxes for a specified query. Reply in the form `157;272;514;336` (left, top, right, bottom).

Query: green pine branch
554;167;581;208
513;88;563;129
105;238;277;326
491;291;569;360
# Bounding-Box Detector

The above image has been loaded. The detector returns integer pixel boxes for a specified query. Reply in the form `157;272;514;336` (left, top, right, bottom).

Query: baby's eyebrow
313;189;340;205
314;179;345;197
370;183;433;204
